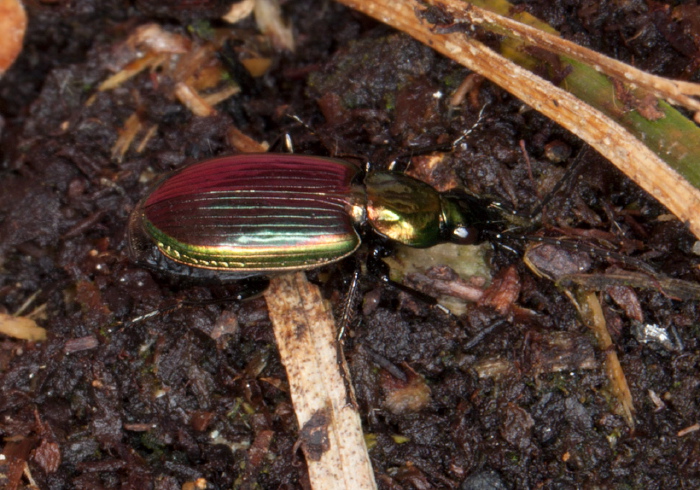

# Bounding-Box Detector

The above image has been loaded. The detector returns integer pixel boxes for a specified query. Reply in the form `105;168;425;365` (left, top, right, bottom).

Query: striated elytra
127;153;496;281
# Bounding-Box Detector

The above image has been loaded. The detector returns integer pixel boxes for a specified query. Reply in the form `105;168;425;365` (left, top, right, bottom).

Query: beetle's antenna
117;302;184;330
525;146;589;220
452;102;490;149
483;145;589;226
269;115;317;153
388;102;491;172
488;230;659;275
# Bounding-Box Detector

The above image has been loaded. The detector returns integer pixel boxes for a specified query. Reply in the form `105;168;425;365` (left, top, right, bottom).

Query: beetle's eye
451;225;479;245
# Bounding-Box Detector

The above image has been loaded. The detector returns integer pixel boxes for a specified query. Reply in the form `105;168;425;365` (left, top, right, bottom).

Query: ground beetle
127;153;501;282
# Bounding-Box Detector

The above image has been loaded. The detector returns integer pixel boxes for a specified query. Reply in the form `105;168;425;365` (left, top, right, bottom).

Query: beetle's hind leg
117;276;270;330
365;242;466;325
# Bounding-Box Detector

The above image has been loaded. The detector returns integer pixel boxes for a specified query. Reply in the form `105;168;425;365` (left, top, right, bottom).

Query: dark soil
1;0;699;488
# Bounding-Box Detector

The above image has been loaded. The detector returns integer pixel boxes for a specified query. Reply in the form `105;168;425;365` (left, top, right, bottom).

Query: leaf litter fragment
0;313;47;341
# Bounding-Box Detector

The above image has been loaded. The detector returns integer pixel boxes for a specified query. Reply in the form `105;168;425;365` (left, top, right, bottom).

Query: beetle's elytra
128;153;493;280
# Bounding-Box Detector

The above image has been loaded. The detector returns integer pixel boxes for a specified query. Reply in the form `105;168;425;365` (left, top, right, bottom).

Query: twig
264;273;377;490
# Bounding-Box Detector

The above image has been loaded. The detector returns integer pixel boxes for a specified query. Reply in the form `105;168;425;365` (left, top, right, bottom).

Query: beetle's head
440;190;506;245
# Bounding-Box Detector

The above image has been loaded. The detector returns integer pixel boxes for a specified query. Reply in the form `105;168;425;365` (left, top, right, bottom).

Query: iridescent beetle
127;153;499;281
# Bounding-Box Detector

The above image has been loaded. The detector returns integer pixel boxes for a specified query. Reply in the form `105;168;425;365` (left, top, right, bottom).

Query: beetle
127;153;502;282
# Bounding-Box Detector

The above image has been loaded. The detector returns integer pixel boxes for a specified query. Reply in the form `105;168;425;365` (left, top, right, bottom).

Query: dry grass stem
334;0;700;239
574;291;635;427
434;0;700;111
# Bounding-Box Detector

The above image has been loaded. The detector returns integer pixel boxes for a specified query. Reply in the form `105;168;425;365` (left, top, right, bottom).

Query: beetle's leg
451;102;491;148
367;243;440;306
365;243;462;325
523;146;589;221
181;276;270;306
463;318;507;351
361;344;407;382
336;265;362;341
118;276;270;329
266;132;294;153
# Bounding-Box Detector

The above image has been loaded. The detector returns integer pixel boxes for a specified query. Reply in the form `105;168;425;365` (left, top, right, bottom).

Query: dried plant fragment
254;0;295;52
32;439;60;474
405;153;461;192
201;84;241;106
605;285;643;323
227;126;269;153
240;57;273;77
64;336;99;354
523;243;592;281
135;124;159;153
0;312;47;341
478;265;521;315
678;423;700;437
449;73;485;108
574;290;635;427
472;356;517;379
264;273;376;489
386;242;491;315
222;0;255;23
128;23;192;54
381;364;431;415
524;245;635;425
557;271;700;301
525;331;597;375
174;82;216;117
0;0;27;76
111;113;144;162
98;52;168;91
96;24;242;159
